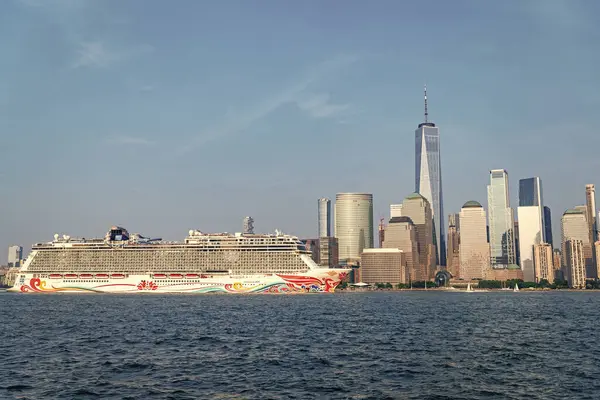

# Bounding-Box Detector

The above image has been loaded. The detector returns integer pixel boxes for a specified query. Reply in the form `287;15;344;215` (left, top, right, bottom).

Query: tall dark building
415;86;445;266
446;214;460;276
514;221;520;266
544;206;553;248
519;177;542;207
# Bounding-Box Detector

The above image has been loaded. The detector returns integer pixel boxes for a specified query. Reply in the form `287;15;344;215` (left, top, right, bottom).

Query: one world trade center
415;86;445;266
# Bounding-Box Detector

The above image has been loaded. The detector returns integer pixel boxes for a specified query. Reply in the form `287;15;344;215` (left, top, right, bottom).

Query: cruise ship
9;226;349;294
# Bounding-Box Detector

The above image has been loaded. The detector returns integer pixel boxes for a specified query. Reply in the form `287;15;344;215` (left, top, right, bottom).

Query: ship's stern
277;268;350;293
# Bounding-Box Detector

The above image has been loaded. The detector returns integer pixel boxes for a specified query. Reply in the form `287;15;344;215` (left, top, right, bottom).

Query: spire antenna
424;84;428;123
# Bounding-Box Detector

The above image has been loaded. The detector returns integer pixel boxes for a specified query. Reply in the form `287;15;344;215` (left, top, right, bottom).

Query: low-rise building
359;248;406;285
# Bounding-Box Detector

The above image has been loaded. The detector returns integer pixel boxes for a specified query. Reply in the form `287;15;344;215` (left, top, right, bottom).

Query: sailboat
514;283;520;292
466;283;473;293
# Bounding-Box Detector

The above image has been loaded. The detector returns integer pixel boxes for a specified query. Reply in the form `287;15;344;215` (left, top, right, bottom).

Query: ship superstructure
10;226;348;294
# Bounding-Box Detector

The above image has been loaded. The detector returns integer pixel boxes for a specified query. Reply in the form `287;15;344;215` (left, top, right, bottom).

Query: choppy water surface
1;291;599;399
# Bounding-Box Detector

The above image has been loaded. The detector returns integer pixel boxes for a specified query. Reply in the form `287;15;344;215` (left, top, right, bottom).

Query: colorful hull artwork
8;269;349;294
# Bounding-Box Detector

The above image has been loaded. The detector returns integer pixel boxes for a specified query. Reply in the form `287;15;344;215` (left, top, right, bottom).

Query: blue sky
1;0;599;261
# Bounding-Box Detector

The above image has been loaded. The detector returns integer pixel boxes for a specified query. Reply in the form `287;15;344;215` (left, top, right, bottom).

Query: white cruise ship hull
8;268;349;294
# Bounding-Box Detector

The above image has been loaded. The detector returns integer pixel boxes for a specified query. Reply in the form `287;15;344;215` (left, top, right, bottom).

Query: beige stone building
383;216;418;283
398;193;435;281
533;243;554;283
359;248;406;285
565;239;586;288
459;201;490;280
561;208;593;278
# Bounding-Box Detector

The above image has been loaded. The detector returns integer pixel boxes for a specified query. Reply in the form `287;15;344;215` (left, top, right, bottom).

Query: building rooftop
362;248;403;253
462;200;483;208
389;216;414;224
404;192;426;201
564;208;585;215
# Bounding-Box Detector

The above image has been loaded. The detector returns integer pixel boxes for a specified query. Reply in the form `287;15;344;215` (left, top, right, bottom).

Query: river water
0;291;598;399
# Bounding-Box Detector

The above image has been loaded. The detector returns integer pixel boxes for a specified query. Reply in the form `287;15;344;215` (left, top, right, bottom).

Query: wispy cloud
296;93;350;119
178;54;359;153
72;41;153;69
72;41;115;69
16;0;153;69
106;136;155;146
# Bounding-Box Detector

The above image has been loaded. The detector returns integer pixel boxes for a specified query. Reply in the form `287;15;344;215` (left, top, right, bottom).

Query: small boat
64;273;78;279
111;274;125;279
169;274;183;279
466;283;473;293
153;273;167;279
185;274;199;279
49;274;62;279
514;283;520;292
95;274;109;279
79;274;93;279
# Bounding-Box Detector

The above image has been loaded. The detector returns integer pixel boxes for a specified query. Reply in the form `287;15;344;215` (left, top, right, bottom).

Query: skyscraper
565;239;586;288
400;193;435;280
378;218;386;248
390;204;403;218
8;245;23;267
517;206;544;282
242;216;254;234
543;206;553;248
487;169;517;268
446;214;460;276
459;201;489;280
534;243;554;283
561;208;593;278
517;177;545;281
585;184;597;253
318;198;331;238
334;193;374;263
519;177;543;207
319;237;339;268
415;86;445;266
383;216;419;282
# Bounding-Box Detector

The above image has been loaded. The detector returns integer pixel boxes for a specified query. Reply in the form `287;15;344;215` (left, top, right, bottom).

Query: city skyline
2;1;600;262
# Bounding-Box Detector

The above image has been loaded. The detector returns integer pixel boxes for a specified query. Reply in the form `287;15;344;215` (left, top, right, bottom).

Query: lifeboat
49;274;62;279
79;274;93;279
95;274;109;279
185;274;199;279
153;273;167;279
110;274;125;279
64;273;78;279
169;274;183;279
